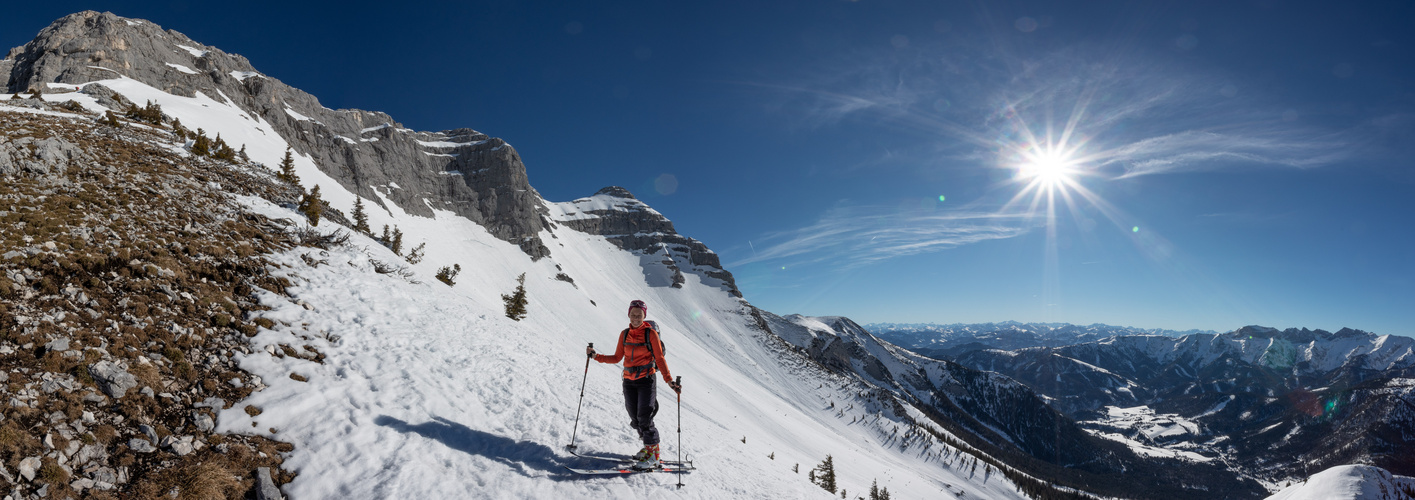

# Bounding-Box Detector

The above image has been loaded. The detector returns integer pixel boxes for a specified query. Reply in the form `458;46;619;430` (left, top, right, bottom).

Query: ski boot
631;444;661;470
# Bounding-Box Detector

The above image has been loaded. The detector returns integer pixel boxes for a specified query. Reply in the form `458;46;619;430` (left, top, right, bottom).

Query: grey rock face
4;11;550;258
44;337;69;352
161;435;195;456
0;133;90;178
18;456;40;481
87;360;137;398
256;467;283;500
74;444;107;465
191;410;214;432
553;187;741;297
127;438;156;453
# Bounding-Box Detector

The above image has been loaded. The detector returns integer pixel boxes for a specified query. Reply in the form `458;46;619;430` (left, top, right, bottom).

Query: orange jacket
595;323;673;383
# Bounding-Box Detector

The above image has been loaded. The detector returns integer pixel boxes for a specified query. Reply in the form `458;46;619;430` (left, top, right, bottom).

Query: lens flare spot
938;195;946;202
1132;226;1140;233
654;174;678;195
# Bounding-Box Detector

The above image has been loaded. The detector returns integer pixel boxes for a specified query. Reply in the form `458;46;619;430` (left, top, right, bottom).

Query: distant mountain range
868;321;1415;486
772;315;1263;498
865;321;1216;358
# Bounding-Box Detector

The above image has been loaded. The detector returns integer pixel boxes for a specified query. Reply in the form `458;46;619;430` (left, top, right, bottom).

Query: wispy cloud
758;39;1355;180
1102;130;1349;178
727;204;1036;269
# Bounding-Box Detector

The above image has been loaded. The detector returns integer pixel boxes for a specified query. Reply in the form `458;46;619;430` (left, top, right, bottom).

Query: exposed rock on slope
0;101;313;498
3;10;550;259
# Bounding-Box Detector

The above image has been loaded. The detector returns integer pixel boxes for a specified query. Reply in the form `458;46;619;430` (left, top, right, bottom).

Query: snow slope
1266;465;1415;500
41;70;1034;498
217;188;1029;499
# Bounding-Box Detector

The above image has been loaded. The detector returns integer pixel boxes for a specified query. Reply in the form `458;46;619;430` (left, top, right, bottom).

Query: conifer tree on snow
351;197;371;234
213;134;236;161
391;227;404;256
102;110;122;127
298;185;324;226
171;118;189;139
278;147;300;185
502;273;529;321
406;242;425;265
436;264;461;286
870;480;891;500
28;88;41;100
191;129;211;156
811;455;837;494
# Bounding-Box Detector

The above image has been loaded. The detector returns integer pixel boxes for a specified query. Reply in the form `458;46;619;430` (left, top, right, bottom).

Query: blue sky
7;1;1413;335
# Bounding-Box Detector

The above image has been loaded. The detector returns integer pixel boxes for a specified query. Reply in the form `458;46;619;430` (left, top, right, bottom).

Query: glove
586;346;596;359
668;380;682;393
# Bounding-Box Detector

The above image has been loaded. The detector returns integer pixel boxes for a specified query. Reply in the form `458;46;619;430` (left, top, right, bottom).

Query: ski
564;465;695;475
567;449;692;468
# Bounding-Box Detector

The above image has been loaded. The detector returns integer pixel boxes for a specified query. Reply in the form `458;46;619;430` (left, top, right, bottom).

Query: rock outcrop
2;10;550;258
550;186;741;297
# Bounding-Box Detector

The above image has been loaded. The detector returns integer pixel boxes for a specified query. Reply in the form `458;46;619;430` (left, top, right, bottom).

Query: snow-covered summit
1266;465;1415;500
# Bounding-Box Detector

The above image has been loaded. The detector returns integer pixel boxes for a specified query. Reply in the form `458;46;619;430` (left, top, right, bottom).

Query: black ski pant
622;376;660;446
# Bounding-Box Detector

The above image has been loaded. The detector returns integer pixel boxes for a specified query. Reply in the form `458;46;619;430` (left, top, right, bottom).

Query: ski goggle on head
628;300;647;313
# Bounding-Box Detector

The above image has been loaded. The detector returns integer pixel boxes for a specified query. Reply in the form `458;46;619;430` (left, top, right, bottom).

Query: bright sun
1019;150;1075;186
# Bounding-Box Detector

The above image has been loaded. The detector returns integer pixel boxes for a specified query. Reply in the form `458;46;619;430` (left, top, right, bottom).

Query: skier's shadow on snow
373;415;603;481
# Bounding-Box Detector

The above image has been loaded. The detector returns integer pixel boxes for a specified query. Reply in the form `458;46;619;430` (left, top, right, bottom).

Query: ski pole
676;375;683;489
567;342;592;451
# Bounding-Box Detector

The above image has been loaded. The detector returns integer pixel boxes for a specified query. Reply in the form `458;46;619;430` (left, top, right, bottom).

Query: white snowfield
37;72;1036;498
1266;465;1415;500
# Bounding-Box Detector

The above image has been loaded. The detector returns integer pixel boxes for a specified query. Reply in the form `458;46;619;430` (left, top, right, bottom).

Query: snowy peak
1267;465;1415;500
548;186;741;297
593;185;637;199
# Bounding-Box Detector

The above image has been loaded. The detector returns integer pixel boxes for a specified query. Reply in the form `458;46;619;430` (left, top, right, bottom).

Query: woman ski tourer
587;299;682;470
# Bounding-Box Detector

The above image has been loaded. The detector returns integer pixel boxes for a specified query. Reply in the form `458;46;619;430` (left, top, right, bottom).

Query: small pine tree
213;135;236;161
191;129;211;156
768;452;774;460
501;273;528;321
811;455;837;494
28;88;41;100
102;110;122;127
840;489;846;499
406;242;425;265
298;185;324;226
278;147;300;185
793;463;799;473
435;264;461;286
126;100;162;124
352;198;371;234
171;118;189;139
391;227;404;256
238;144;249;161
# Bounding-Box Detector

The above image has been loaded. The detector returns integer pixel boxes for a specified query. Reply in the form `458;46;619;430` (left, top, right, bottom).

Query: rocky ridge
0;98;336;498
549;186;741;297
3;10;551;259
